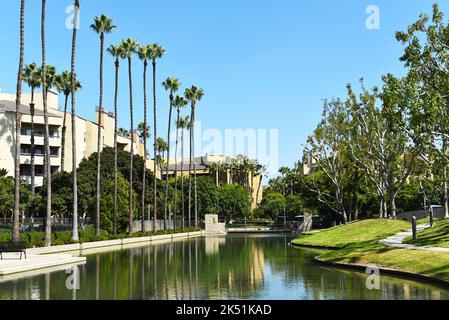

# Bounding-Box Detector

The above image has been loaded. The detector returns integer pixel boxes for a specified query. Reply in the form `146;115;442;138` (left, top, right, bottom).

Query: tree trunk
12;0;25;242
128;56;134;236
164;93;174;230
141;59;148;234
113;58;119;235
444;165;449;218
173;110;180;230
390;196;397;219
152;61;158;232
188;109;193;228
42;0;52;247
95;32;105;237
181;127;185;229
71;0;80;242
61;94;69;172
30;95;35;199
192;104;198;228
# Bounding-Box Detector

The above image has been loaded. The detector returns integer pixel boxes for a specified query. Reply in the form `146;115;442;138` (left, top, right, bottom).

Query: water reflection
1;234;449;300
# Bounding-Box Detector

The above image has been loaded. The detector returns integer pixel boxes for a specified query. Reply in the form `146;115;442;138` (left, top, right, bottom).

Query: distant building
162;154;264;209
0;91;158;188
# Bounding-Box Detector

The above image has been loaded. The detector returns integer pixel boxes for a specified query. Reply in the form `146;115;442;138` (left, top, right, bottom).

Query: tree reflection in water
1;234;449;300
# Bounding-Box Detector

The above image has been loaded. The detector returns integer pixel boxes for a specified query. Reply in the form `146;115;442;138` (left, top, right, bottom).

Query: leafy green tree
217;184;251;222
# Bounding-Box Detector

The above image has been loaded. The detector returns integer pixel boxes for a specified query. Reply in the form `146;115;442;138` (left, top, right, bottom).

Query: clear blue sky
1;0;448;178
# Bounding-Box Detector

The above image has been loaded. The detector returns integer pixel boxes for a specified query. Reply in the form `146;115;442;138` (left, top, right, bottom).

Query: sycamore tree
303;99;349;224
394;3;449;217
346;80;415;219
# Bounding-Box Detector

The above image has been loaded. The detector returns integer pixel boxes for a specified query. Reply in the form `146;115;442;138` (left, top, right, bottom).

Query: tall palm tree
185;86;204;229
90;15;116;237
137;121;150;232
22;63;41;199
178;116;190;228
13;0;25;242
121;38;138;235
137;45;150;233
117;127;129;137
55;71;81;172
107;44;125;235
41;0;53;246
162;77;181;230
173;97;187;229
148;43;165;230
156;138;168;166
71;0;80;242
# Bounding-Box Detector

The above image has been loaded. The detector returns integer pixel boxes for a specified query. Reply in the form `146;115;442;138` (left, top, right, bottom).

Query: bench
0;241;27;260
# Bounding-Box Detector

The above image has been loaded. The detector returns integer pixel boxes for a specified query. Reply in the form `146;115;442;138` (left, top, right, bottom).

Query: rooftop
0;100;61;118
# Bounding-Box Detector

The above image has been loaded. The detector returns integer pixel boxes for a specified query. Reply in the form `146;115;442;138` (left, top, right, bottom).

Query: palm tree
148;43;166;230
156;138;168;166
13;0;25;242
90;14;116;237
108;44;125;235
162;77;181;230
41;0;53;246
22;63;41;199
173;97;188;228
137;45;150;233
178;116;190;228
185;86;204;229
255;164;268;208
117;127;129;137
121;38;138;235
71;0;81;242
55;71;81;173
137;121;150;233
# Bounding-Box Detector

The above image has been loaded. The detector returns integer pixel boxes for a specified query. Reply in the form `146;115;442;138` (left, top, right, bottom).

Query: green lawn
292;218;449;282
404;219;449;248
291;219;410;248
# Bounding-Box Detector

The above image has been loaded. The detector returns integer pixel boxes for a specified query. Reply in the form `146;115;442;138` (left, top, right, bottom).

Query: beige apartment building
0;91;157;186
163;154;263;209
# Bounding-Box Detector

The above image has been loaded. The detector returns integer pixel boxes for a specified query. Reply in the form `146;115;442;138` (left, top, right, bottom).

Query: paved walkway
380;223;449;252
0;253;86;276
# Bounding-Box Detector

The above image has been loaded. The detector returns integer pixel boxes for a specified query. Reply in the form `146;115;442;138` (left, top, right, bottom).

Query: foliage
217;184;251;222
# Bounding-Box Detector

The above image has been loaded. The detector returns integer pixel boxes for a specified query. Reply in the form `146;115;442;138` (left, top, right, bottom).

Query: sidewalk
380;223;449;252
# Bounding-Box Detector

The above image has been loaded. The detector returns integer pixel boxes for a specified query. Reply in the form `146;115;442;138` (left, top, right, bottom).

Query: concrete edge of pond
26;231;205;255
314;256;449;289
289;242;342;250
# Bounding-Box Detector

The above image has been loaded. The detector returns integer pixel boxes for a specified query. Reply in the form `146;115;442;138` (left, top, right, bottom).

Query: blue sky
1;0;448;178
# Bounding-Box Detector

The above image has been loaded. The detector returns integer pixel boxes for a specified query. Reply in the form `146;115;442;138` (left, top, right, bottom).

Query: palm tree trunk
113;58;120;235
173;110;180;230
128;56;134;236
191;104;198;228
164;94;174;230
256;174;263;207
95;33;105;237
60;94;69;172
181;127;185;229
71;0;80;242
188;110;193;228
30;91;36;198
152;61;158;232
141;60;148;233
41;0;52;247
13;0;25;242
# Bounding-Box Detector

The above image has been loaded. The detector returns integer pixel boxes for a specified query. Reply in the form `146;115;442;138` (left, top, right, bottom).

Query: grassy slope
291;219;410;248
404;219;449;248
293;219;449;281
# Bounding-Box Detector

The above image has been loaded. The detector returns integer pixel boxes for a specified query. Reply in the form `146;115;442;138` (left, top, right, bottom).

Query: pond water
1;234;449;300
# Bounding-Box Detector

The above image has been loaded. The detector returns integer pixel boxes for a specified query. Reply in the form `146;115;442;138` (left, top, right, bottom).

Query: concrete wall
205;214;226;234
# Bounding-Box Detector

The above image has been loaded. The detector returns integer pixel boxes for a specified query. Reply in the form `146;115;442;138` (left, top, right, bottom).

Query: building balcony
20;154;60;166
20;135;60;147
